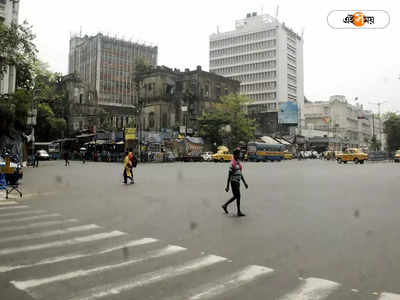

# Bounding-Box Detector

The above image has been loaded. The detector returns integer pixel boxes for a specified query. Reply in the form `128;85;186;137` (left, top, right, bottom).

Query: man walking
222;148;248;217
63;149;70;166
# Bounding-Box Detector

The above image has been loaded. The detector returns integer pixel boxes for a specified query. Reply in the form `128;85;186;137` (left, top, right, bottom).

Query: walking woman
222;148;248;217
122;152;133;184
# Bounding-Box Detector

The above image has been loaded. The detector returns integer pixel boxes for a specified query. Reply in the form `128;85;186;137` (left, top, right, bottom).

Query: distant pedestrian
80;148;86;164
34;151;40;168
222;148;248;217
63;150;70;166
122;152;132;184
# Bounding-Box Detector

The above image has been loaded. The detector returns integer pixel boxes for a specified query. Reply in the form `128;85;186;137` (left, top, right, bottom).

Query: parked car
394;150;400;163
201;152;213;161
37;150;50;160
336;148;368;164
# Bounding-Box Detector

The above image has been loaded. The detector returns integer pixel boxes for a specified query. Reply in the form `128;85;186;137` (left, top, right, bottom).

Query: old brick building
68;33;157;131
137;65;240;135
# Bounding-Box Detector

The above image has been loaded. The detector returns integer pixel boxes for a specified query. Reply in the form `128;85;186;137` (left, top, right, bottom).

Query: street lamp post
181;105;188;136
369;101;387;151
27;90;39;166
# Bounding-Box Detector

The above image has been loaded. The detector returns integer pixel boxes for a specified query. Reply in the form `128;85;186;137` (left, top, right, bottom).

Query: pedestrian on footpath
122;151;132;184
222;148;248;217
63;150;70;166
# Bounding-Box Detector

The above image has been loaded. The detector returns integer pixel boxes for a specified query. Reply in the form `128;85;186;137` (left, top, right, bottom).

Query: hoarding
124;128;136;140
278;101;298;125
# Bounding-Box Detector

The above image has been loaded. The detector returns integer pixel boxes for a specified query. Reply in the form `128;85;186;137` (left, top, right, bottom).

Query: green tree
0;21;37;89
384;113;400;152
35;103;66;141
0;89;31;135
198;94;256;151
370;135;381;152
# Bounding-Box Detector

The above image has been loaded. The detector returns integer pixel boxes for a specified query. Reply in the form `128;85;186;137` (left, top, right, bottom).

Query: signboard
179;126;186;134
125;128;136;140
278;101;298;125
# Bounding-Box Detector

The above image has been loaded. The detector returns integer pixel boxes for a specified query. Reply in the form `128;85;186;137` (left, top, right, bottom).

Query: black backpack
132;157;138;168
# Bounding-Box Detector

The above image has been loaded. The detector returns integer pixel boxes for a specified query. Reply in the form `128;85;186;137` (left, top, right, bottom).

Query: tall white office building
209;12;304;128
0;0;19;95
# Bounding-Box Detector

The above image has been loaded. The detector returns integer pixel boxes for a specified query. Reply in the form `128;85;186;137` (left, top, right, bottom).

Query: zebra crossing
0;202;399;300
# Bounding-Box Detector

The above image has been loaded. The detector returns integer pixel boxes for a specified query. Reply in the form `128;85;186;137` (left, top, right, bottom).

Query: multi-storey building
0;0;19;95
137;65;240;134
209;12;304;134
304;95;384;149
68;33;158;131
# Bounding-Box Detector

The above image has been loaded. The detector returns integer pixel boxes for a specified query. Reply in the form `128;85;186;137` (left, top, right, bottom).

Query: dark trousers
34;158;39;167
224;181;241;213
123;169;132;184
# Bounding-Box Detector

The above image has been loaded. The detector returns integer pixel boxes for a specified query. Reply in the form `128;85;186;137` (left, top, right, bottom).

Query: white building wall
209;13;304;132
296;37;305;127
0;0;19;95
276;26;287;104
304;96;384;148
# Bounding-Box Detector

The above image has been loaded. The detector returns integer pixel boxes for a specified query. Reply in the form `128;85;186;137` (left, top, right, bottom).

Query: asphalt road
1;159;400;300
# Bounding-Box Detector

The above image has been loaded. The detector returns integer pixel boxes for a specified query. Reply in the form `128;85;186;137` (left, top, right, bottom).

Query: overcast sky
19;0;400;113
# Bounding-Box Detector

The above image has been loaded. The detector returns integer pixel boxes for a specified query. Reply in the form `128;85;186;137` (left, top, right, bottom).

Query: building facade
60;74;100;134
209;12;304;132
304;95;384;150
68;33;158;130
137;65;240;135
0;0;19;95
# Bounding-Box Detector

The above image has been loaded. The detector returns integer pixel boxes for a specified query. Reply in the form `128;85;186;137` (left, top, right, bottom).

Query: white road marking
0;224;100;244
0;213;61;225
11;245;186;290
22;192;56;198
0;205;29;210
67;254;227;300
0;209;47;217
277;277;341;300
379;292;400;299
0;201;19;205
0;219;78;233
185;265;274;300
0;237;158;273
0;231;126;256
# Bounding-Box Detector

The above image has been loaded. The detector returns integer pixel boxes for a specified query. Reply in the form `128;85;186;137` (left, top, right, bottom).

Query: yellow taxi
336;148;368;164
283;151;293;160
394;150;400;163
212;146;233;162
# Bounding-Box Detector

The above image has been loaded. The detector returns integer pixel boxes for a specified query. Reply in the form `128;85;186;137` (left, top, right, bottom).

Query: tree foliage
198;94;256;151
0;61;67;141
35;103;66;141
134;57;153;75
384;113;400;152
0;21;38;89
369;135;381;152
